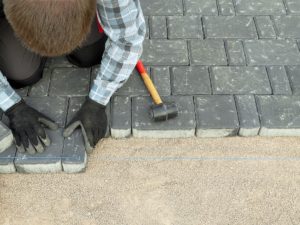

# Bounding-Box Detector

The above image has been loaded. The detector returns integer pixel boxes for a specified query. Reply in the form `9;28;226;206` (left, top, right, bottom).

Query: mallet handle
136;60;163;105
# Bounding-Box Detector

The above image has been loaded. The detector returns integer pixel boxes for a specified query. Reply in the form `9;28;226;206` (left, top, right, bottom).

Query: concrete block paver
286;66;300;95
254;16;277;39
286;0;300;14
150;16;167;39
0;145;16;174
140;0;183;16
267;66;292;95
151;67;171;96
235;0;286;15
274;16;300;38
29;68;51;97
167;16;203;39
0;122;13;153
184;0;218;15
218;0;235;15
225;40;246;65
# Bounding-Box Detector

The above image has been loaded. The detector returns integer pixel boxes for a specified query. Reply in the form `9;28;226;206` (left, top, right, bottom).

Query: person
0;0;146;154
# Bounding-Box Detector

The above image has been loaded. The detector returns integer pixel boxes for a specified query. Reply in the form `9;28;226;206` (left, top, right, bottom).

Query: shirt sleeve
0;71;22;112
89;0;146;106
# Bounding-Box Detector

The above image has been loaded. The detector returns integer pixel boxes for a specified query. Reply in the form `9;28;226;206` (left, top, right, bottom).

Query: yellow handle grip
140;72;163;105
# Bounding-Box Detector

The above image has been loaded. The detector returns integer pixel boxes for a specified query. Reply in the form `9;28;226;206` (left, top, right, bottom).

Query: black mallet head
149;102;178;122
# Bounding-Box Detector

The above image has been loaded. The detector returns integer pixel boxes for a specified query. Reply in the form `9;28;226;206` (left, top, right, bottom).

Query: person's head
3;0;97;56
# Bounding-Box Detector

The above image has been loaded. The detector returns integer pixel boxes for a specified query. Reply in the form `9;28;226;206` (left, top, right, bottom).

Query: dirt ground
1;136;300;225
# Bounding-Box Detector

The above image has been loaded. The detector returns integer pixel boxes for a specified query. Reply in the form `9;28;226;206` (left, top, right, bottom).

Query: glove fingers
20;131;36;155
33;124;50;147
92;128;101;146
63;121;81;137
12;130;25;153
38;117;58;130
26;127;45;153
81;127;94;154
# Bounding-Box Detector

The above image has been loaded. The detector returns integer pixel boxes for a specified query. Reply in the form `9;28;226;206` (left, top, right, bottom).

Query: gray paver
274;16;300;38
244;40;300;65
235;0;286;15
49;68;90;97
225;40;246;65
254;16;276;39
256;95;300;136
218;0;235;15
144;16;150;39
211;66;272;94
150;16;167;39
132;96;196;138
286;66;300;95
14;129;64;173
286;0;300;14
142;40;189;66
167;16;203;39
171;66;211;95
203;16;257;39
16;87;29;97
0;122;13;153
29;68;51;96
111;96;131;138
140;0;183;16
235;95;260;136
184;0;218;15
0;145;16;173
190;40;227;65
45;56;75;68
267;66;292;95
195;95;239;137
151;67;171;96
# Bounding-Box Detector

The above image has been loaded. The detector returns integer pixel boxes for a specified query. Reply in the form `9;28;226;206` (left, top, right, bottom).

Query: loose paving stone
267;66;292;95
140;0;183;16
14;129;64;173
45;56;75;68
142;40;189;66
0;145;16;174
286;66;300;95
244;40;300;65
171;66;211;95
195;95;239;137
235;0;286;15
211;66;272;94
256;95;300;136
254;16;277;39
203;16;257;39
235;95;260;136
285;0;300;14
167;16;203;39
111;96;131;138
0;122;13;153
190;40;227;65
218;0;235;15
132;96;196;138
150;16;167;39
184;0;218;15
274;16;300;38
29;68;51;97
151;67;171;96
225;40;246;65
49;68;90;97
15;87;29;97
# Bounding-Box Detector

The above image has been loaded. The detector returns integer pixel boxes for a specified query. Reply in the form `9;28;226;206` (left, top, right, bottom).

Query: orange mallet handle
136;60;163;105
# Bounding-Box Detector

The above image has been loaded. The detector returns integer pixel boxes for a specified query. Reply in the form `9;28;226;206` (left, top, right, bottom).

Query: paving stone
0;122;13;153
184;0;218;15
62;130;87;173
225;40;246;65
14;129;64;173
142;40;189;66
0;145;16;174
111;96;131;138
256;95;300;136
244;40;300;65
218;0;235;15
203;16;257;39
132;96;196;138
286;66;300;95
150;16;167;39
140;0;183;16
171;66;211;95
254;16;277;39
144;16;150;39
195;95;239;137
151;67;171;96
211;66;272;94
235;0;286;15
15;87;29;97
190;40;227;65
235;95;260;136
45;56;75;68
286;0;300;14
49;68;90;97
274;15;300;38
29;68;51;96
167;16;203;39
267;66;292;95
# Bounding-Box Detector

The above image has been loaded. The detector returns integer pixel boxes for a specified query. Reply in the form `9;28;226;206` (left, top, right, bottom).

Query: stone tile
286;0;300;14
286;66;300;95
62;130;87;173
29;68;51;97
203;16;257;39
235;0;286;15
211;66;272;94
150;16;167;39
15;87;29;97
190;40;227;65
195;95;239;137
144;16;150;39
256;95;300;136
111;96;131;138
0;122;13;153
274;15;300;38
14;129;64;173
45;56;75;68
132;96;196;138
49;68;90;97
218;0;235;15
267;66;292;95
142;40;189;66
0;145;16;173
184;0;218;15
225;40;246;65
254;16;276;39
140;0;183;16
171;66;211;95
244;40;300;65
235;95;260;136
151;67;171;96
167;16;203;39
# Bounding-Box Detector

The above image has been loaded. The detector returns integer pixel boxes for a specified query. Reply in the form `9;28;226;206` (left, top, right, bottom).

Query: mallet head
149;102;178;121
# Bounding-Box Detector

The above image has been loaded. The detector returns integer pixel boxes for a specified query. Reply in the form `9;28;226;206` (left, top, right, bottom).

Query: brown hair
3;0;97;56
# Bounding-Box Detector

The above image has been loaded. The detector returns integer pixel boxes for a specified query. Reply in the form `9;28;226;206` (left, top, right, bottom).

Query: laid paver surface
2;0;300;173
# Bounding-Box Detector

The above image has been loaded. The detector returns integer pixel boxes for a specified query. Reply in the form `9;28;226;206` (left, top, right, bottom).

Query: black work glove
63;97;107;153
5;100;59;154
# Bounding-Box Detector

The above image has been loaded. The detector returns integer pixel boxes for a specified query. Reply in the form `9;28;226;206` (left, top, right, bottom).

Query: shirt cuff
89;80;116;106
0;87;22;112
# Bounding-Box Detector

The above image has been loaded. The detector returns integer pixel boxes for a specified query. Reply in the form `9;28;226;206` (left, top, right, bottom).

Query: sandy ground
1;136;300;225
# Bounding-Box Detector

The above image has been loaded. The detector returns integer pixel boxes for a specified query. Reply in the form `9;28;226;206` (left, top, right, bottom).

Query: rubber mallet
136;60;178;121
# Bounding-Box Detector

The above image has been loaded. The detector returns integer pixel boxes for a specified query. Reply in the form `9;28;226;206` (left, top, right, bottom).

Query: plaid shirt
0;0;146;111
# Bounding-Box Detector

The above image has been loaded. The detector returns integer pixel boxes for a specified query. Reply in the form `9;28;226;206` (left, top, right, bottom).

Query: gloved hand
5;100;58;154
63;97;107;153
